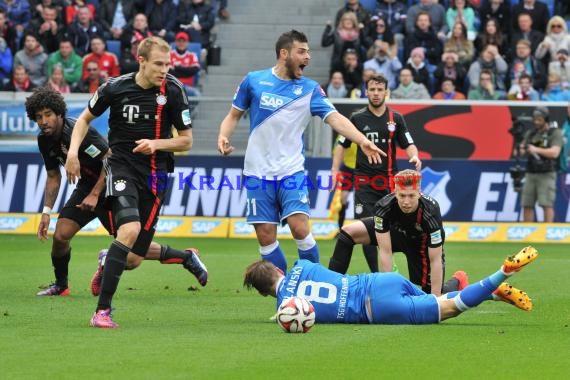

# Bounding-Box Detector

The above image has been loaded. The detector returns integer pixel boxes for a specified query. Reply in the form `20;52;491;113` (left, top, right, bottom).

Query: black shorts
58;186;114;235
354;182;391;219
361;217;446;294
106;163;166;256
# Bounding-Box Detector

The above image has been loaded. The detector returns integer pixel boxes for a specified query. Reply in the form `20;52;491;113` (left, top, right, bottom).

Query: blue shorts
367;273;440;325
244;172;310;224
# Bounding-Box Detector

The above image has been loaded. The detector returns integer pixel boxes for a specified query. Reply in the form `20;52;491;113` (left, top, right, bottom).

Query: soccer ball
276;297;315;333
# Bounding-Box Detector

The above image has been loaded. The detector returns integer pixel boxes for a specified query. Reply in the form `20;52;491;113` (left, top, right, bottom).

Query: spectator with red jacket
82;35;119;80
169;30;200;96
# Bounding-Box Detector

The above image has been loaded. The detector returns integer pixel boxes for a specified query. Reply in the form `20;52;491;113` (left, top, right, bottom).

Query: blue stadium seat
106;40;121;60
359;0;377;13
538;0;554;17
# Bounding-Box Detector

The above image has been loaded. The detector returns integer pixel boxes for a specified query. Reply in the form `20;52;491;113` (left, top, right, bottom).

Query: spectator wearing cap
434;51;466;91
548;49;570;89
535;16;570;64
169;30;200;97
432;78;466;100
145;0;176;43
507;72;540;100
82;35;120;80
541;73;570;102
515;106;563;223
405;46;431;93
65;5;105;57
120;13;152;53
363;38;402;90
507;39;546;92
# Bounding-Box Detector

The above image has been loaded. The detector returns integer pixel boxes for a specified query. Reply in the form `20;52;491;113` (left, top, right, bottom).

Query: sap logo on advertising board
234;221;255;235
311;222;337;237
468;226;497;240
155;220;183;233
545;227;570;241
507;226;537;240
0;217;28;230
192;220;221;233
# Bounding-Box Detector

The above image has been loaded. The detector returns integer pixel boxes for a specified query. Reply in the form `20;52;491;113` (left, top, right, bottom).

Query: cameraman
516;106;563;222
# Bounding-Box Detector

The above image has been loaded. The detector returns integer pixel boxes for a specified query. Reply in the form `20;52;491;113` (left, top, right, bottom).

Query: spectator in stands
363;15;396;57
446;0;476;41
391;67;430;99
29;0;64;23
508;39;546;92
406;0;447;40
405;46;431;92
512;0;550;34
119;32;141;73
13;31;47;86
363;39;402;90
474;17;509;60
218;0;229;20
541;73;570;101
324;70;348;98
478;0;510;36
46;38;82;88
443;21;474;69
120;12;152;53
0;9;17;53
169;30;200;97
82;36;120;80
27;4;62;53
331;49;362;93
349;67;375;98
510;12;544;57
548;49;570;90
65;5;104;57
374;0;407;49
2;63;36;91
468;68;505;100
72;59;103;93
507;72;540;100
0;0;31;50
467;44;507;91
335;0;370;29
97;0;139;41
405;11;443;67
176;0;215;49
145;0;176;42
322;12;365;70
432;77;466;99
46;62;70;93
0;36;12;83
434;51;466;91
535;16;570;64
64;0;95;25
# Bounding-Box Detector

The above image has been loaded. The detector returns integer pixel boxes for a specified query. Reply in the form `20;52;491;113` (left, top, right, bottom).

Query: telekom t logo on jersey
366;132;379;143
123;105;140;124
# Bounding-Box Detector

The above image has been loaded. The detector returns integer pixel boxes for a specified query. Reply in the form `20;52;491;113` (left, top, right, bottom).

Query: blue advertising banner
1;153;570;222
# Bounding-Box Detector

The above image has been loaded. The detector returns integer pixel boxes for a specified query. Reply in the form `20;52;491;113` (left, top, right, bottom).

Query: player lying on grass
244;246;538;324
26;86;208;297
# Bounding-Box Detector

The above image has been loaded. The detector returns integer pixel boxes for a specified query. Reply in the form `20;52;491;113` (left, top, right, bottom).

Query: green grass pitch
1;234;569;379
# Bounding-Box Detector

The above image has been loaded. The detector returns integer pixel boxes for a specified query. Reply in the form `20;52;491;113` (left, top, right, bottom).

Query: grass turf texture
1;235;569;379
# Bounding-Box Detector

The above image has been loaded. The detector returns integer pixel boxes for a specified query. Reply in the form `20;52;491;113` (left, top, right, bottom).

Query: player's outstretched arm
65;108;96;184
377;231;394;272
37;169;61;241
217;107;243;156
325;112;386;164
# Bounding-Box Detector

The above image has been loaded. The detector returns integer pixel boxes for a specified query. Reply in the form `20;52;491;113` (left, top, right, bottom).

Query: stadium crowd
0;0;230;95
322;0;570;101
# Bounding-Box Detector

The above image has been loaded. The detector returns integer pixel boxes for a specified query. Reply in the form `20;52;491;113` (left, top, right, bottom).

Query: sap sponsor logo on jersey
155;219;184;233
545;227;570;241
234;221;255;235
507;226;537;240
191;220;221;234
0;216;29;230
468;226;498;240
444;225;460;237
260;92;292;111
311;222;337;237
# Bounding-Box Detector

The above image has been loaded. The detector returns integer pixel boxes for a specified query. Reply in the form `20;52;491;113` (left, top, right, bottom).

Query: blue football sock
296;233;319;263
260;241;287;273
454;270;507;311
